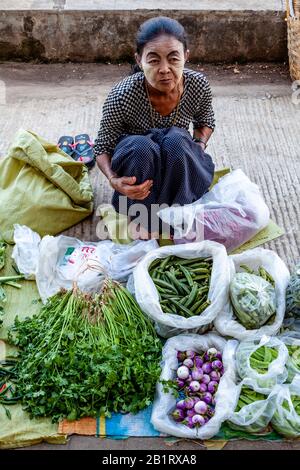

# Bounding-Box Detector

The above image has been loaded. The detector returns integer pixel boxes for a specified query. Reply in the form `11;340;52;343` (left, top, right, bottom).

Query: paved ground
0;61;299;449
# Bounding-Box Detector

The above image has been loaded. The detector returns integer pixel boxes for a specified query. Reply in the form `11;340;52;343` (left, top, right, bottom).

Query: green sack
0;130;93;243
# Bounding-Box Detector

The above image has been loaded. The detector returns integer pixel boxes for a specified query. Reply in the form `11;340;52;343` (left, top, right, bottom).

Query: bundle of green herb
7;280;162;422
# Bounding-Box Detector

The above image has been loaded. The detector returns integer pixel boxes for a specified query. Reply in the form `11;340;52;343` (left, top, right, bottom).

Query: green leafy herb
7;281;162;422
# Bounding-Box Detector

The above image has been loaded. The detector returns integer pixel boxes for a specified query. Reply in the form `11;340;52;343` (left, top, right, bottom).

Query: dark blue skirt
110;126;215;232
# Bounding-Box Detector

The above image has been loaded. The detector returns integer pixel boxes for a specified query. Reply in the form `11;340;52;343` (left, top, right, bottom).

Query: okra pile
149;256;212;318
249;346;279;374
235;386;265;412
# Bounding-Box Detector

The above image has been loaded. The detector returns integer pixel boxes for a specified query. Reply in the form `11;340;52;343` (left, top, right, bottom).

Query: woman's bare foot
128;221;159;240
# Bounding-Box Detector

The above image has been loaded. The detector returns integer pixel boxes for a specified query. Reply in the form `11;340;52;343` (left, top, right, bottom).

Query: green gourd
286;263;300;318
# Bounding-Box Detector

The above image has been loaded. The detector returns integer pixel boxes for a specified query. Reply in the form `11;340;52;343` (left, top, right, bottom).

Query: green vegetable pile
249;346;279;374
272;394;300;438
149;256;212;318
0;241;6;271
286;344;300;382
229;265;276;329
234;386;265;412
286;263;300;318
227;385;273;434
282;396;300;414
3;280;162;422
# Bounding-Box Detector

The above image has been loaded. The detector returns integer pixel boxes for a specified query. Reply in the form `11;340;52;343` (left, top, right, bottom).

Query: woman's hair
131;16;188;74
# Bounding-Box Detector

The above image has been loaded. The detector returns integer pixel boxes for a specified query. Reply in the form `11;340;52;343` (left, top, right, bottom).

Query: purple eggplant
191;368;203;382
210;371;220;382
211;360;223;371
202;362;212;374
177;351;186;363
202;374;211;385
186;409;196;418
186;350;196;359
207;381;218;394
172;409;186;422
194;400;208;415
177;365;190;380
183;358;194;369
192;414;206;427
194;356;204;369
176;378;186;389
201;392;213;404
184;397;195;410
189;381;201;393
199;383;208;393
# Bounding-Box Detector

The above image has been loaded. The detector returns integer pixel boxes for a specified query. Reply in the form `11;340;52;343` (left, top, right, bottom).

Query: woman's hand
110;176;153;200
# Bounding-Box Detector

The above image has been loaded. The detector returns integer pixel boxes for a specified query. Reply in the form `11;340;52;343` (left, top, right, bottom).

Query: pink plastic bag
158;170;269;252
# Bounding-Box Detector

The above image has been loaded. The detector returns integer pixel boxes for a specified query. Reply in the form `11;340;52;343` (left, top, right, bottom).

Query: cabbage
230;272;276;330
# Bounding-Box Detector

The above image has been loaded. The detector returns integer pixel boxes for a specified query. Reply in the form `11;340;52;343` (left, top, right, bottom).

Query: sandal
73;134;95;169
57;135;74;157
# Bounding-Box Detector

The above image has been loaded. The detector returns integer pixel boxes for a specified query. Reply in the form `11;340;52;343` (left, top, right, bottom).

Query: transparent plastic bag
227;378;276;434
270;377;300;438
11;224;41;279
133;241;231;338
235;336;288;389
279;332;300;383
214;248;290;341
151;333;238;439
158;169;269;252
11;225;158;302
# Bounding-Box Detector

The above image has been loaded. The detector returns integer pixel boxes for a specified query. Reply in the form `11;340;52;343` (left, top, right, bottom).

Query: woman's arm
192;76;215;150
96;152;118;182
95;87;152;200
96;152;153;200
193;126;213;150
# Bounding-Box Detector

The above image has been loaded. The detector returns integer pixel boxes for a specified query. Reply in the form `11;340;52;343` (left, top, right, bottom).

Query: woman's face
135;34;189;94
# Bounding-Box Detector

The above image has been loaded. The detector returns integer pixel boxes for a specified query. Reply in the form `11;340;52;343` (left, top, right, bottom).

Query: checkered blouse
94;68;215;157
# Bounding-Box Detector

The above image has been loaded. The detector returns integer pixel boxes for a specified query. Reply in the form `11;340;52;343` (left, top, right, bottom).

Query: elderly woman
95;16;215;239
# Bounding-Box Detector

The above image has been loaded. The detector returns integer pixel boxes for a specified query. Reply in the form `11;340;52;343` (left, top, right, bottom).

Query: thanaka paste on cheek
142;61;185;93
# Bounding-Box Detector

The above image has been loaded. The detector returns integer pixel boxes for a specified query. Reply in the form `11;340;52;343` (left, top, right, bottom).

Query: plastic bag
11;225;158;302
235;336;288;389
214;248;290;341
270;377;300;438
158;169;269;252
133;241;231;338
279;332;300;383
229;272;276;330
227;378;277;434
0;130;93;243
151;333;238;439
11;224;41;280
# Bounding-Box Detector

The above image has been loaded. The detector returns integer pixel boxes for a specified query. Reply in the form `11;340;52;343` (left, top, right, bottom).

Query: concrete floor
0;62;299;269
0;61;299;449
